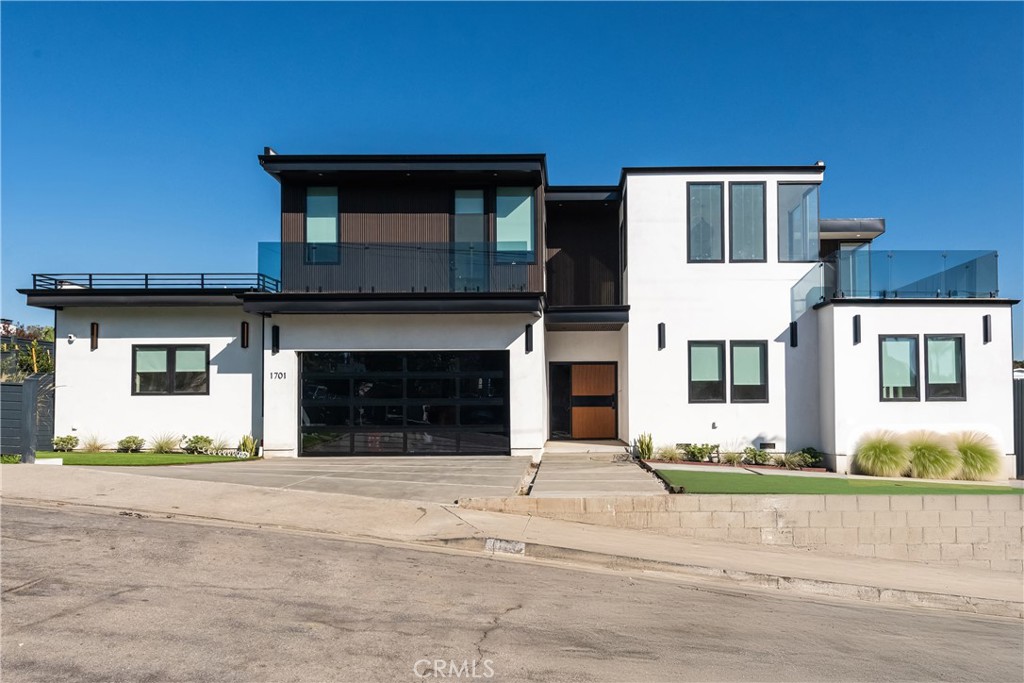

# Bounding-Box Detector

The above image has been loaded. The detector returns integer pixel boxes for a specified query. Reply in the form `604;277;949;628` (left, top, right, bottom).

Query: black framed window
133;345;210;395
687;183;723;262
730;341;768;402
730;182;766;262
496;187;535;263
778;183;819;262
305;186;339;264
689;341;726;402
925;335;966;400
879;335;919;401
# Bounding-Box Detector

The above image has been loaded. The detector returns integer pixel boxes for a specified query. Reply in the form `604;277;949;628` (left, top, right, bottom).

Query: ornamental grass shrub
852;430;909;477
149;433;180;454
633;433;654;459
952;431;1002;481
906;430;960;480
654;445;680;461
81;434;108;453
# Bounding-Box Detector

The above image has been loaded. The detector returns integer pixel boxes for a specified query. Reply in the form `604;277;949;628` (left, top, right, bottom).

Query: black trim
240;292;544;315
687;182;725;263
544;305;629;325
983;314;992;344
777;182;822;264
20;289;253;309
924;334;967;402
817;298;1020;308
820;218;885;240
879;335;920;402
728;181;767;263
688;341;726;403
548;361;619;441
729;340;768;403
853;314;861;345
131;344;210;396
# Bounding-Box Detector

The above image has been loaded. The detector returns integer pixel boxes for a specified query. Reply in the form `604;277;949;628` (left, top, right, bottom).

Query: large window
453;190;488;291
306;186;339;264
879;335;919;401
689;341;726;402
925;335;965;400
133;345;209;395
496;187;534;261
730;183;765;262
730;341;768;402
778;183;819;262
688;183;723;262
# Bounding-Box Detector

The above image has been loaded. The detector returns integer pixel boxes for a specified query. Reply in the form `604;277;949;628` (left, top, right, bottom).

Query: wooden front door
549;363;617;440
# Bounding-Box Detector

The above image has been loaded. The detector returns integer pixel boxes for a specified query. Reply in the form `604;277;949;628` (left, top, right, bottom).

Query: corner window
730;183;765;262
925;335;965;400
730;341;768;402
879;335;919;401
496;187;534;261
778;183;819;262
689;341;726;402
133;345;210;395
305;186;339;264
688;183;723;262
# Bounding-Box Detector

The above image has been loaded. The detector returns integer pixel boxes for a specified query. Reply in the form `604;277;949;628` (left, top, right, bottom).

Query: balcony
792;250;999;319
258;242;543;295
30;272;280;292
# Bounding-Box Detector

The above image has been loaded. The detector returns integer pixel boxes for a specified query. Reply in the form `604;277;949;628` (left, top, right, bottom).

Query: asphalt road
2;503;1021;683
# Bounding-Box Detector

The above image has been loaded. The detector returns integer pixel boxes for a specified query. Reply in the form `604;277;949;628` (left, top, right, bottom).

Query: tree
0;320;54;342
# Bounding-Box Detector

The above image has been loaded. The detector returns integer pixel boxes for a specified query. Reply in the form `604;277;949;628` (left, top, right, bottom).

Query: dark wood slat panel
571;407;616;439
572;364;615;396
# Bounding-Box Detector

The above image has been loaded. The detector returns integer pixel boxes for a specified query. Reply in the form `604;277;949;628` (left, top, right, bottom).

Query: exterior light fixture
90;322;99;351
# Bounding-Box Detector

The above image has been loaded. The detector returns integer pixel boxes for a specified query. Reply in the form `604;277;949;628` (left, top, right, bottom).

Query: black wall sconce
789;321;798;348
90;322;99;351
271;325;280;355
852;315;861;345
982;314;992;344
240;321;250;349
525;323;533;353
657;322;666;350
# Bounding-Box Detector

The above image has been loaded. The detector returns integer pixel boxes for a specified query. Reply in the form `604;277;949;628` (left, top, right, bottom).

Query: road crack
475;603;523;659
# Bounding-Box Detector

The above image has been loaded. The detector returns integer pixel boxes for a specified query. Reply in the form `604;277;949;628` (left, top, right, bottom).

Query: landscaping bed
30;452;256;466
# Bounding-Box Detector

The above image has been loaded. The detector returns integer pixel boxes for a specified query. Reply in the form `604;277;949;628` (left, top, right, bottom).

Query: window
879;335;919;401
925;335;965;400
729;183;765;262
689;341;726;402
778;183;819;262
688;183;723;262
306;186;339;264
133;345;210;395
731;341;768;402
496;187;534;261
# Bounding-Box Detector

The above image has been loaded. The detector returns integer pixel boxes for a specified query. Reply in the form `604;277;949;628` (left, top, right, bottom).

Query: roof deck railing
31;272;282;293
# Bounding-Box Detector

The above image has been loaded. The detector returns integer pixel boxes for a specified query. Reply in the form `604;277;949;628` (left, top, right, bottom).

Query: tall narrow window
730;183;765;262
496;187;534;261
925;335;965;400
879;335;919;401
688;183;723;262
453;190;488;291
306;186;339;264
689;341;726;402
731;341;768;402
778;183;819;262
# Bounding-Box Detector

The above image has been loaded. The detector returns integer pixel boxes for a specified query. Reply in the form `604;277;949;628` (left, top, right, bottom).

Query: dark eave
239;292;544;315
545;305;629;331
18;288;249;310
814;297;1019;309
545;186;621;202
820;218;886;240
260;153;548;186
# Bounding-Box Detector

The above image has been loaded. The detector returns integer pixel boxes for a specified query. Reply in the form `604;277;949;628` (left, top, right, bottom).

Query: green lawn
655;468;1023;495
25;452;253;466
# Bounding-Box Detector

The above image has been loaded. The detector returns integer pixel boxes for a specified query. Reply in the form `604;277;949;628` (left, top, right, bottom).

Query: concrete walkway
530;453;666;497
3;465;1019;618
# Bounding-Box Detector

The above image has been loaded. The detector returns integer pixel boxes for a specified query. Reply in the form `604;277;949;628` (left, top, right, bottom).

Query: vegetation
720;451;744;466
149;433;181;454
35;452;248;466
741;447;771;465
905;431;960;480
633;432;653;459
81;434;109;453
116;435;146;453
238;434;259;458
852;431;910;477
798;447;825;468
777;452;813;470
182;435;214;454
655;468;1022;495
654;444;680;461
683;443;718;462
52;435;79;452
210;436;233;453
1;455;22;464
952;431;1003;481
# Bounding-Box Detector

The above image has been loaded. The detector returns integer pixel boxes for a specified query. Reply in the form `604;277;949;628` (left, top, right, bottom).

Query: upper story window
306;187;339;264
778;183;819;262
730;183;766;262
133;345;209;396
879;335;919;401
925;335;965;401
496;187;535;262
688;183;723;262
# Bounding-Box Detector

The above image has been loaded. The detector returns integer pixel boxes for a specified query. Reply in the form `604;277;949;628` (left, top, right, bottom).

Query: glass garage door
300;351;510;456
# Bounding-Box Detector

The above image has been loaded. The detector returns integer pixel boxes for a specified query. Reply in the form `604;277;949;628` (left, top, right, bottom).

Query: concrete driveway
98;456;529;503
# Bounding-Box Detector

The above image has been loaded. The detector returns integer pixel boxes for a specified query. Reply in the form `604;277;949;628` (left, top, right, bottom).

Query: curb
426;536;1023;620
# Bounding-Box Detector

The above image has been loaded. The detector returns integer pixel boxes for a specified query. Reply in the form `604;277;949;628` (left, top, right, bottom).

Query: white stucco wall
262;313;544;457
545;329;627;439
53;307;262;449
823;304;1015;474
623;170;824;452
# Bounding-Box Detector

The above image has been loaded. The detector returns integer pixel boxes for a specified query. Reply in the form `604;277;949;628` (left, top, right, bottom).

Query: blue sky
2;2;1021;356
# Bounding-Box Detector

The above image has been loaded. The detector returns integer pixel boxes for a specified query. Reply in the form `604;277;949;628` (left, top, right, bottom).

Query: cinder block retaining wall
458;495;1024;574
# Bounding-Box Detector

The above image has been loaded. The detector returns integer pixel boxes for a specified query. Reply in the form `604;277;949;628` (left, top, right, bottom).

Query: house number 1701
269;372;286;380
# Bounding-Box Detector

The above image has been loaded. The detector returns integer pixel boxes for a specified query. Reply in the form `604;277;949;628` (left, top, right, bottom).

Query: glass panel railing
791;262;826;320
258;242;540;294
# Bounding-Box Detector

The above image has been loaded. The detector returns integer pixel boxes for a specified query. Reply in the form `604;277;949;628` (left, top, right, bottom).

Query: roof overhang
544;305;629;331
260;153;548;186
819;218;886;241
18;289;249;310
545;186;620;202
240;292;544;315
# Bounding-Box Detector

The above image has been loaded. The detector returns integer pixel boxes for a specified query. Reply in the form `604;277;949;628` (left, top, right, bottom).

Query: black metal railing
31;273;281;292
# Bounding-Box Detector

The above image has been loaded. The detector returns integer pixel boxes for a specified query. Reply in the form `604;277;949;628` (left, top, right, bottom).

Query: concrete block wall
459;494;1024;573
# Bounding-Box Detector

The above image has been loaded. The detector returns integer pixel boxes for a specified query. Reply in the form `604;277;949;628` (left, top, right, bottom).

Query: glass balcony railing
258;242;542;294
791;249;999;320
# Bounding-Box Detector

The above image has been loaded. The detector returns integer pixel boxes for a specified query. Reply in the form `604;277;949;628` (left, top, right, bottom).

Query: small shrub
149;432;181;454
780;452;812;470
238;434;259;458
906;430;959;480
2;454;22;464
182;434;214;455
742;447;771;465
633;432;654;459
952;431;1002;481
853;430;909;477
683;443;718;462
654;445;680;462
53;435;79;452
117;435;145;453
799;447;825;468
81;434;108;453
720;451;744;466
210;436;233;454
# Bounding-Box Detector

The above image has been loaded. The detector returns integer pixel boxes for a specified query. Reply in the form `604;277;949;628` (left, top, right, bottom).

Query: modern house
19;151;1019;476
